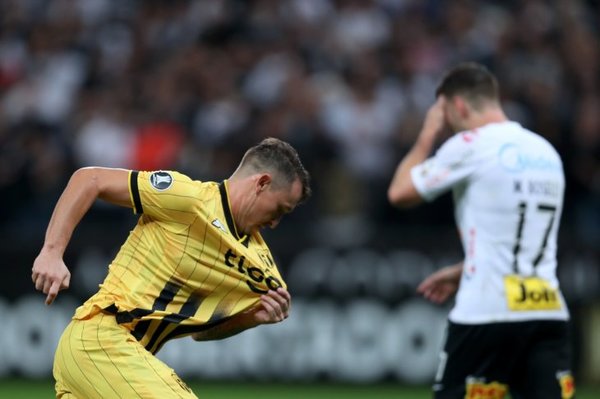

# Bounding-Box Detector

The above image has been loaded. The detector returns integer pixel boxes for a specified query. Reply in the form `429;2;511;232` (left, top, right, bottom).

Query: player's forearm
191;312;257;342
387;132;435;206
391;134;434;183
42;168;102;256
447;261;464;282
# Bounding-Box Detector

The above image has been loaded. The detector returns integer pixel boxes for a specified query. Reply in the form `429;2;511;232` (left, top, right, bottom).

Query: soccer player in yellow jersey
31;137;311;398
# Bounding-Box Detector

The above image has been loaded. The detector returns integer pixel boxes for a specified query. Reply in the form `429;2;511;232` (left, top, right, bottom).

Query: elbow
73;165;97;181
387;184;422;209
70;167;103;196
70;167;95;186
72;166;99;180
387;186;403;206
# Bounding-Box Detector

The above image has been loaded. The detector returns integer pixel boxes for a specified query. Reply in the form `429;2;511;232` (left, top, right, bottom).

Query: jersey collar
218;180;250;247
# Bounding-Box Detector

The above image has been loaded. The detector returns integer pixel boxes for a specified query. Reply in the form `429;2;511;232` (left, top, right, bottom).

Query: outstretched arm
417;262;463;304
192;288;291;341
32;167;131;305
388;96;447;208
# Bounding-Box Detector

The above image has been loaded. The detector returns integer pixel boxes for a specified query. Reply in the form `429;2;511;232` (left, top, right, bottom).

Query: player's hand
31;250;71;305
420;96;447;141
417;264;461;304
252;288;291;325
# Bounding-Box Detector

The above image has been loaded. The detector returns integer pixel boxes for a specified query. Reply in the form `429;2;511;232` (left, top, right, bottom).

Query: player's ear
256;173;272;193
454;96;470;118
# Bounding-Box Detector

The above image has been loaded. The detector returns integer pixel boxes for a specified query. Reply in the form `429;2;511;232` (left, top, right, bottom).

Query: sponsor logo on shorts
556;370;575;399
465;377;508;399
150;171;173;191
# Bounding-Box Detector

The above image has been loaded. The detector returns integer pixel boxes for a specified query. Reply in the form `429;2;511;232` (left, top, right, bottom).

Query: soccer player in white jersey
388;63;575;399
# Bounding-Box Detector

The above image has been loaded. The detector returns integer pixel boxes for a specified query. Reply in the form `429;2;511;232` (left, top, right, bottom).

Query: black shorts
433;320;575;399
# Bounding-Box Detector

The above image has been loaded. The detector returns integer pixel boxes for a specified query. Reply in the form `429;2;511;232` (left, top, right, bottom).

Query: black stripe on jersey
219;181;241;241
155;280;183;309
131;320;151;341
145;321;171;354
130;170;143;214
119;309;152;324
151;316;233;354
129;279;183;340
144;294;204;353
103;304;153;324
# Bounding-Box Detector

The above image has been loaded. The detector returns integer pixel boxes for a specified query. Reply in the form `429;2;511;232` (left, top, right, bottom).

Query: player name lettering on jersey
527;180;561;197
223;248;282;294
514;179;561;197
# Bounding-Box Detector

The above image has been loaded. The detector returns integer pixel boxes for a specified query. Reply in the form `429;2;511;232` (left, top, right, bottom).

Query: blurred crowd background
0;0;599;385
1;0;599;241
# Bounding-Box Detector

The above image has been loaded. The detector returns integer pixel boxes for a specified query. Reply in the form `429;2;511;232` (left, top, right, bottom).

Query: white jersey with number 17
411;121;569;324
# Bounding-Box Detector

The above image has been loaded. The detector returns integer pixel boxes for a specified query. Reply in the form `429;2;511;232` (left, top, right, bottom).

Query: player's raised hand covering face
421;96;448;141
32;251;71;305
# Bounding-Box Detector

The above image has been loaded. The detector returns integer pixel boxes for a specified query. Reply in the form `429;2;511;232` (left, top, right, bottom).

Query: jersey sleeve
129;170;200;224
410;132;480;201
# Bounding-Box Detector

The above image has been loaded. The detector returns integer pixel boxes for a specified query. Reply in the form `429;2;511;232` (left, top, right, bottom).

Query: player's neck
463;107;508;131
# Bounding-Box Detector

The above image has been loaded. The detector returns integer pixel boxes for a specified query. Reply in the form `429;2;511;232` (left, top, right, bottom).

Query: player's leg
54;318;105;398
511;320;575;399
54;313;198;399
433;322;518;399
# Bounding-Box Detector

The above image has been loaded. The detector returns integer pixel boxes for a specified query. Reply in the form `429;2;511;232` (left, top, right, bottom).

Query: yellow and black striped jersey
73;170;286;354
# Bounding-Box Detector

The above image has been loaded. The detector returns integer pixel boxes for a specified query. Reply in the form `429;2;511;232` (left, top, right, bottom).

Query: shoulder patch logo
149;171;173;191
